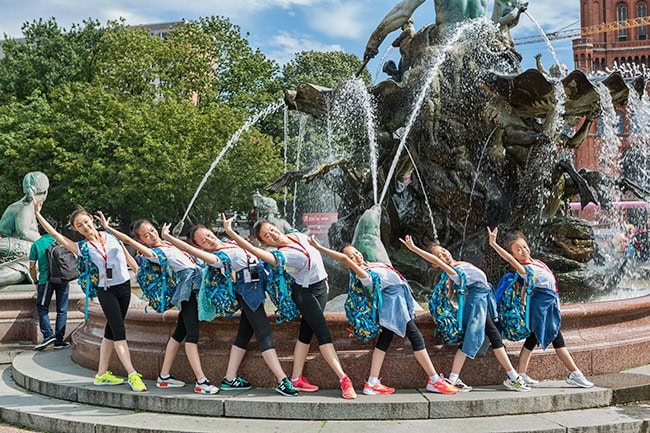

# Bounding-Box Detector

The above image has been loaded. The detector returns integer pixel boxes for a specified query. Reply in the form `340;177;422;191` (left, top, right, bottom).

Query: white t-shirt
449;261;490;289
146;242;196;272
518;259;558;292
279;232;327;287
359;263;403;289
77;232;130;287
209;245;257;273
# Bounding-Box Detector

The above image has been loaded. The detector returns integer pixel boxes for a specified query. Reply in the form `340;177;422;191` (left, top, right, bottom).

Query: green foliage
0;17;283;231
282;50;371;89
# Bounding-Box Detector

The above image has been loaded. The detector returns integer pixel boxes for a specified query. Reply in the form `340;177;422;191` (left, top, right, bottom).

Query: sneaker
156;375;185;388
34;336;56;351
290;375;319;392
503;376;531;392
275;377;299;397
128;372;147;392
53;341;72;349
194;379;219;394
444;377;472;392
426;377;459;394
93;371;125;386
220;375;252;391
340;375;357;399
363;380;395;395
520;373;540;387
566;372;594;388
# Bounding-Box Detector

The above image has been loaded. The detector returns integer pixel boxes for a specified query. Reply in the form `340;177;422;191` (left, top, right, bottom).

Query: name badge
243;268;251;283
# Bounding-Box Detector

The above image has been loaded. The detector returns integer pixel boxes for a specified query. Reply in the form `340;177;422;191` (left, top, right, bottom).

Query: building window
639;2;648;40
618;3;629;41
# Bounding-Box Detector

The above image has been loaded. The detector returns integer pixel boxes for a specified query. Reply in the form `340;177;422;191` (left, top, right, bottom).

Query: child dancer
34;203;146;392
401;235;531;392
309;238;458;395
487;227;594;388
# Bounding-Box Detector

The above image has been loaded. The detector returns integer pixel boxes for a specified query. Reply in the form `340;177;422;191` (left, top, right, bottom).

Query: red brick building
572;0;650;177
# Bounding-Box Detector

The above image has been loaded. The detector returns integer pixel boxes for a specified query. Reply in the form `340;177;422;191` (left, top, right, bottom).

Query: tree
282;50;371;89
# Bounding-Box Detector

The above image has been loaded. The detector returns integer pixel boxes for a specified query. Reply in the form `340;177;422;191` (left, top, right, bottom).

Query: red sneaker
340;375;357;399
290;375;319;392
426;377;458;394
363;380;395;395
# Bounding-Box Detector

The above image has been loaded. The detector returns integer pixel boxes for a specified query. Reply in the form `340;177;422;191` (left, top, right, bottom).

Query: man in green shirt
29;220;70;350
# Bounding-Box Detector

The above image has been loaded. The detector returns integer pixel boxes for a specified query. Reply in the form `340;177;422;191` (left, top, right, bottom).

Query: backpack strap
150;247;170;313
522;264;535;330
451;266;467;328
214;250;234;298
77;239;99;320
272;249;288;294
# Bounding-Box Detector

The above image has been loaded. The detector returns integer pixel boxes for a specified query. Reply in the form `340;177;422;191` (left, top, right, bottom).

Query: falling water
283;105;289;216
626;85;650;188
336;79;380;205
548;80;566;136
459;128;496;258
173;100;283;235
379;19;482;206
594;82;624;225
524;11;562;75
292;114;308;227
373;45;395;83
403;145;438;239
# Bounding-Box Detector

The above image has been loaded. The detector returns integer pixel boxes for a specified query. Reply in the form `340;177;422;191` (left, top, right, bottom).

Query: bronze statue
0;172;49;286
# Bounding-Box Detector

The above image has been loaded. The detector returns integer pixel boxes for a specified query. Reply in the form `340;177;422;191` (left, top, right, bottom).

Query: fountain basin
71;293;650;389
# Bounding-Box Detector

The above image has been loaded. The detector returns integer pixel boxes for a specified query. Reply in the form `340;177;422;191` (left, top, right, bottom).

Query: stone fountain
71;0;650;389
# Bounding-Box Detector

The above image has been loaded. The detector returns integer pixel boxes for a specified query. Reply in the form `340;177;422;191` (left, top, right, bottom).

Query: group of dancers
33;198;594;398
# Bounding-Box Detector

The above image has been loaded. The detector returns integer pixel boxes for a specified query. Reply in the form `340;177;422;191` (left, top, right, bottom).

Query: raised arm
399;235;457;276
307;236;369;279
33;200;78;255
160;223;217;265
364;0;425;60
222;214;277;265
121;242;139;272
487;227;526;275
95;211;155;258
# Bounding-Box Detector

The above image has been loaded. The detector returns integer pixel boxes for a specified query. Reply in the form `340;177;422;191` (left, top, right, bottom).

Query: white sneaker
519;373;539;387
566;372;594;388
503;376;531;392
156;375;185;388
194;380;219;394
444;377;473;392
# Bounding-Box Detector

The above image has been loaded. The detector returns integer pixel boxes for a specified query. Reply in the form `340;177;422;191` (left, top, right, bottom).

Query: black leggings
171;291;200;344
97;280;131;341
523;330;566;351
233;295;275;352
485;314;504;350
375;321;426;352
291;279;333;345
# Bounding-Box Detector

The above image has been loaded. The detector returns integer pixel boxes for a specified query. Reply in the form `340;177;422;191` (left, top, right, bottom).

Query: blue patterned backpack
264;250;300;324
77;239;100;320
344;270;382;343
428;267;466;344
198;250;240;319
495;265;535;341
136;248;178;313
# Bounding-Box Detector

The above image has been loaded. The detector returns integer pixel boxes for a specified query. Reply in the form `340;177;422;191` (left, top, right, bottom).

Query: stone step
1;365;649;433
11;350;650;421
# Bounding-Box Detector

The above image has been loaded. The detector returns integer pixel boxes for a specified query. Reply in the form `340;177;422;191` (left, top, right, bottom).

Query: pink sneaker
290;375;319;392
363;380;395;395
426;377;458;394
340;375;357;399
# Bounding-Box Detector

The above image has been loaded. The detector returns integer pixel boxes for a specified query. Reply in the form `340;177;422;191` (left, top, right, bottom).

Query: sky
0;0;580;80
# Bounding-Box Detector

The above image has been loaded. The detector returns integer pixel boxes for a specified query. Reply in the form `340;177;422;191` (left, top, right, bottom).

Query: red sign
303;213;338;247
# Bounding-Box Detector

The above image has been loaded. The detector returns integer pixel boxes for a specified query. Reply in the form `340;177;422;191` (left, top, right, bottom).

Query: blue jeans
36;282;70;342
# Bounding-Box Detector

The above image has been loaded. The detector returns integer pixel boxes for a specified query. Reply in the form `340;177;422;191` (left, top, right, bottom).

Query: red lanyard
217;242;254;264
87;232;108;266
280;236;311;270
367;262;404;279
529;259;557;286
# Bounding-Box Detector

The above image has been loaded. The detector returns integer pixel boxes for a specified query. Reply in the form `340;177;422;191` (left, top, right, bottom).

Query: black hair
188;224;208;246
130;219;151;240
252;219;272;243
69;205;92;228
504;231;528;253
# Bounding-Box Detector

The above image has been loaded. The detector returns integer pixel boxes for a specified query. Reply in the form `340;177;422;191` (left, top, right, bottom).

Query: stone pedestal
71;294;650;389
